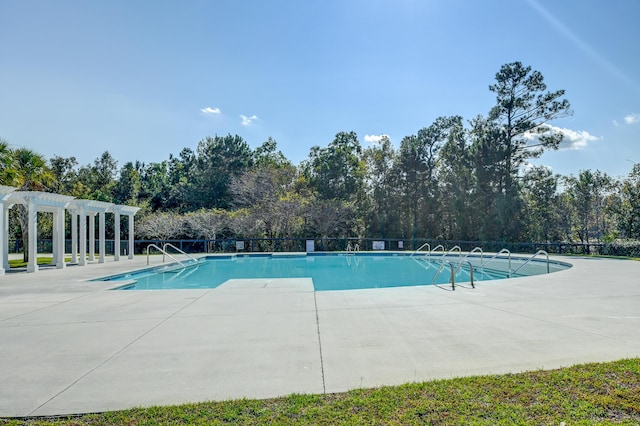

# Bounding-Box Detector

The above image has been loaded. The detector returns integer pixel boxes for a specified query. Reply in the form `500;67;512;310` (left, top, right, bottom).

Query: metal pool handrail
432;261;456;290
431;260;475;291
410;242;430;257
481;249;512;275
462;247;484;264
455;260;475;289
461;260;475;288
446;245;462;261
146;243;186;267
429;244;445;259
346;242;360;254
452;259;476;288
512;250;550;275
163;242;198;264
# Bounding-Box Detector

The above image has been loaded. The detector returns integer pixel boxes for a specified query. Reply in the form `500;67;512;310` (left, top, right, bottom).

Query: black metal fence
8;237;633;257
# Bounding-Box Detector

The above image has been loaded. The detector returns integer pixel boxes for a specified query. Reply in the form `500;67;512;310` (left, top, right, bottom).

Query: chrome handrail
462;247;484;264
432;261;456;290
163;242;197;264
445;245;462;261
146;243;185;267
481;249;512;275
512;250;550;275
455;260;475;289
410;242;431;257
429;244;445;259
422;256;476;291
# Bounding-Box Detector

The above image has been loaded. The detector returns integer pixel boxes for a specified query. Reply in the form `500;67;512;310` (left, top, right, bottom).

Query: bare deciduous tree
137;212;185;240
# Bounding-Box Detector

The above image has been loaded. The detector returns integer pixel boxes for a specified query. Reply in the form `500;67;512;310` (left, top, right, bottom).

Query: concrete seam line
0;292;92;324
313;290;326;394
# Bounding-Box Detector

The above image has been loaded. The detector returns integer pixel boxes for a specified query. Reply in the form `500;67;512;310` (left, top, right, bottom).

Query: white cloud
240;114;258;126
201;107;221;115
523;125;599;150
520;162;552;173
556;126;599;150
364;134;390;144
624;113;640;124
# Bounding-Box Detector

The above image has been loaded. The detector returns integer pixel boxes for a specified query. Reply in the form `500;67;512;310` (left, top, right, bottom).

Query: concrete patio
1;254;639;417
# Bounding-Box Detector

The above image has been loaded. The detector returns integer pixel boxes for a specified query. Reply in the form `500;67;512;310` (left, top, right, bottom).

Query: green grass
8;257;72;268
2;358;639;425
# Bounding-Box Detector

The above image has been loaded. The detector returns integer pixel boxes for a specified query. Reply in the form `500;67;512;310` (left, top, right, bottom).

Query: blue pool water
101;253;568;291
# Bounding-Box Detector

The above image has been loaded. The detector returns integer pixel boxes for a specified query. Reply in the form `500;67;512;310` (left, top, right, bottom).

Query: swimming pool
99;253;571;291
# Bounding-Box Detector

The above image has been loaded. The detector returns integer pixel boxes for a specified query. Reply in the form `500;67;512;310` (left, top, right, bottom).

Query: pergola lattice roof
5;191;75;212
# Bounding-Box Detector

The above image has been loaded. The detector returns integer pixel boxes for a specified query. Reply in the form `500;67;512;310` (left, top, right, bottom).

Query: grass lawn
8;257;72;268
1;358;638;425
8;253;165;268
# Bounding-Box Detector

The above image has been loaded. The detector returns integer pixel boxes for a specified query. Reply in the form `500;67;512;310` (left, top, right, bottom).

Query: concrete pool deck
1;254;639;417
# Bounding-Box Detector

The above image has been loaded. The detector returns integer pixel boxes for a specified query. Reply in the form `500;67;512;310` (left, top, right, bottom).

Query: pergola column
98;210;106;263
53;207;65;269
2;204;9;272
71;212;78;264
128;213;135;259
114;213;121;261
0;204;5;276
27;197;38;273
79;208;86;266
0;187;14;273
88;213;96;261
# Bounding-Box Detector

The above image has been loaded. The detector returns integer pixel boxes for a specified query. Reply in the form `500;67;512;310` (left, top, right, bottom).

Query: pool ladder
410;242;431;256
146;243;198;267
163;243;198;265
411;245;551;290
411;244;464;260
431;260;475;291
479;249;550;277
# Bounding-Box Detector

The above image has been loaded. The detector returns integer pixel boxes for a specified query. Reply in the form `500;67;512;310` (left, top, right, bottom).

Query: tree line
2;62;640;252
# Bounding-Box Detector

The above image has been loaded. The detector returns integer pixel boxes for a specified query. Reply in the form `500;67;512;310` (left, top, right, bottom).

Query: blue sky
1;0;639;179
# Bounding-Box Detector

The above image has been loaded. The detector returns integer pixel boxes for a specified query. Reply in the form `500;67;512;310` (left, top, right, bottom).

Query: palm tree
13;148;54;191
12;148;55;262
0;138;17;185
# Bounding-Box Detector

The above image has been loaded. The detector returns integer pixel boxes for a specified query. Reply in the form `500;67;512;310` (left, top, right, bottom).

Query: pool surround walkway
1;253;639;417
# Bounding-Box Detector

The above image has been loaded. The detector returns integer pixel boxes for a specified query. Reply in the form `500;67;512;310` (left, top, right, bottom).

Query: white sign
373;241;385;250
236;241;245;251
398;241;404;249
306;239;315;252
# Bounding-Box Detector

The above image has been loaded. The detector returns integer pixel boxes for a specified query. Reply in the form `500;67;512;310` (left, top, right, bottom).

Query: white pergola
112;205;141;260
67;200;140;265
3;190;74;273
0;187;140;274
